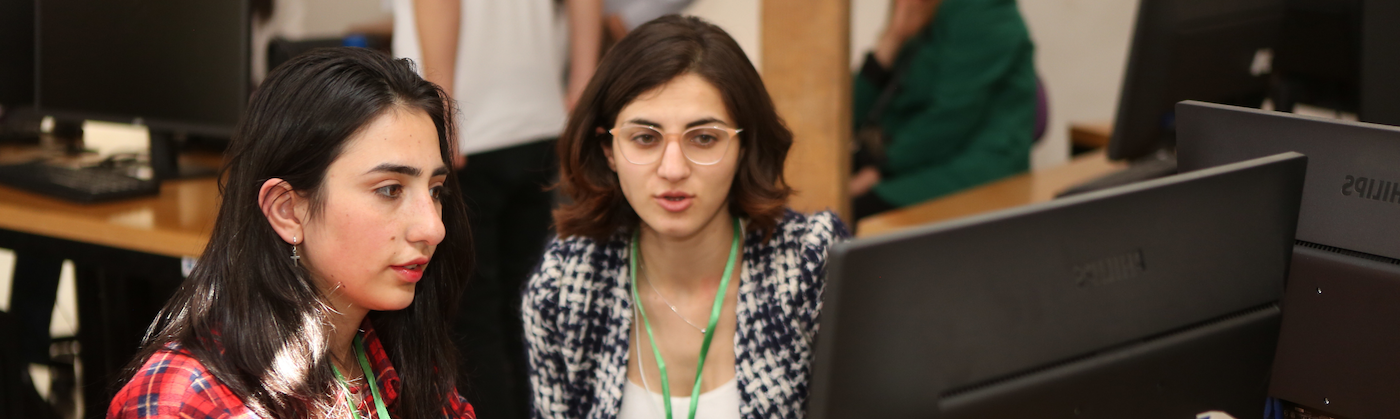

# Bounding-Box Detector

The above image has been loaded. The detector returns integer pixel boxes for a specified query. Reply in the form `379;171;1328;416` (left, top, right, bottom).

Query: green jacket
854;0;1036;207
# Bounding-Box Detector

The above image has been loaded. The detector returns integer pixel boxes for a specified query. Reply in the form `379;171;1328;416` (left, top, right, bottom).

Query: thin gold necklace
639;258;709;334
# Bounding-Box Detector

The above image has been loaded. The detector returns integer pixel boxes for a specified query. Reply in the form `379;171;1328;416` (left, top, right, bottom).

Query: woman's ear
598;128;617;172
258;178;306;243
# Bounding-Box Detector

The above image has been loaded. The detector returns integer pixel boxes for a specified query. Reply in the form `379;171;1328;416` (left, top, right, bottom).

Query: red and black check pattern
108;322;475;418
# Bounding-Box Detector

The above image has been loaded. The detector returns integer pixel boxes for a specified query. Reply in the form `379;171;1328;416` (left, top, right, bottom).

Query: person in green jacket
850;0;1037;220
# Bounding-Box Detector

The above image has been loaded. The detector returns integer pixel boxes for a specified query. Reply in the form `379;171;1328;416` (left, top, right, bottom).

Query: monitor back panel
1268;245;1400;419
940;307;1280;419
809;153;1306;419
1177;101;1400;260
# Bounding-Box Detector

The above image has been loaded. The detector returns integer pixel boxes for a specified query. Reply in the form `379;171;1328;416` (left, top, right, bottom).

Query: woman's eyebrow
365;163;421;177
623;117;729;128
684;118;726;128
364;163;449;178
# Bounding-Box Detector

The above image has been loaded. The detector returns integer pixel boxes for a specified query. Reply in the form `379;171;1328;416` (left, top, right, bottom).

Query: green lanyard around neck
331;334;392;419
630;216;741;419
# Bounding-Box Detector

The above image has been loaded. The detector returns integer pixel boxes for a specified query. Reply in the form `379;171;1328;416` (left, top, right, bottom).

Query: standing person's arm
414;0;460;94
873;0;941;69
413;0;464;167
565;0;603;112
851;0;941;197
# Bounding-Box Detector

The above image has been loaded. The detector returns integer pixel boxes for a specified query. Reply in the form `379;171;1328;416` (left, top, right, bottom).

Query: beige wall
301;0;392;37
686;0;763;68
1019;0;1137;169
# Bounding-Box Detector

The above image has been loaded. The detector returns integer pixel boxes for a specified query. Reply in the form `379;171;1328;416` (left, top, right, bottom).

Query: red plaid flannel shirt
107;322;475;418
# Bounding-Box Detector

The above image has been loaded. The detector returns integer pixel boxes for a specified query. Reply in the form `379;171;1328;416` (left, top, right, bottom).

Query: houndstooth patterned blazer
522;210;849;419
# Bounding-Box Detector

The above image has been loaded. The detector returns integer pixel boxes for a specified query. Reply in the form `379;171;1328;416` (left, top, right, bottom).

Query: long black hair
118;47;473;417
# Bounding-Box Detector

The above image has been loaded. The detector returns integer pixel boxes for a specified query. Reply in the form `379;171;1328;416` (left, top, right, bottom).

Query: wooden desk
856;150;1126;237
1070;122;1113;150
0;148;221;418
0;177;218;258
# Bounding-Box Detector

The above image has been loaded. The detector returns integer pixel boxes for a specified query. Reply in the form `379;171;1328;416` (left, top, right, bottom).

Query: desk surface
0;148;219;258
1070;122;1113;149
856;150;1126;237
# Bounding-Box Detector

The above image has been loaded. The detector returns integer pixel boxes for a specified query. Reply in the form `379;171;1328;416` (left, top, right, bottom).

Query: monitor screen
35;0;249;137
0;0;34;110
809;152;1306;418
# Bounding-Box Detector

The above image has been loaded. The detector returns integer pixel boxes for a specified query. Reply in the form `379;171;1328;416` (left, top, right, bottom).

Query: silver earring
291;236;301;266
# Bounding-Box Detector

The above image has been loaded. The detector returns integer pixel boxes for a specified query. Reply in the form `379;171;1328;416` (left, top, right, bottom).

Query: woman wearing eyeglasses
522;15;849;419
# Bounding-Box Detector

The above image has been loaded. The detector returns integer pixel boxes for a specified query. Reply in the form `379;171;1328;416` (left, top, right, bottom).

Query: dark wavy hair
554;15;794;241
116;47;473;418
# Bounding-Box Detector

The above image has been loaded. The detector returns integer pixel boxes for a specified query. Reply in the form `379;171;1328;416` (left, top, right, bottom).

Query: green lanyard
630;217;741;419
331;334;392;419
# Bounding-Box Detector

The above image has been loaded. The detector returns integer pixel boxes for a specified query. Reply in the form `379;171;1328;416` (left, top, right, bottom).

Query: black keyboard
0;161;160;203
1057;154;1179;198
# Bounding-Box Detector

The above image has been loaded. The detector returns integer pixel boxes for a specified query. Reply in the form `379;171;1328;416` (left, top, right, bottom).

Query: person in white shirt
391;1;603;418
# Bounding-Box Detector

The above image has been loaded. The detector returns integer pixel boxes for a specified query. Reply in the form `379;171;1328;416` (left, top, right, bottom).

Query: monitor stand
1056;149;1178;198
149;130;219;180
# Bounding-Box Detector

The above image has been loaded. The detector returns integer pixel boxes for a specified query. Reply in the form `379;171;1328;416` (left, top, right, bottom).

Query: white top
619;378;741;419
604;0;695;31
391;0;568;155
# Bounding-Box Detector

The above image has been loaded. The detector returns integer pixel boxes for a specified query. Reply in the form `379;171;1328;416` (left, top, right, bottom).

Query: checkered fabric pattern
523;210;849;419
107;322;475;418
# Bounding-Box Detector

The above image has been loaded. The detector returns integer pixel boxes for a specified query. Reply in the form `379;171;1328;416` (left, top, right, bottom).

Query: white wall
301;0;393;37
849;0;1139;170
1019;0;1137;169
685;0;763;68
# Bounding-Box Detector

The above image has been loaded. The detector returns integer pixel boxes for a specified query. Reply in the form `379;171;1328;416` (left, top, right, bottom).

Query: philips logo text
1342;175;1400;205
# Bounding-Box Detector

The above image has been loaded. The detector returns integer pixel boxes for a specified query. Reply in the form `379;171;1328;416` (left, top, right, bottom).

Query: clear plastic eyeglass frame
608;124;744;166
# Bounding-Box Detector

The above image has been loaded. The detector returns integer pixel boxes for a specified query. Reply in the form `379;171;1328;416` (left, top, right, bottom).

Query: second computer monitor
35;0;249;137
1177;100;1400;418
809;152;1306;419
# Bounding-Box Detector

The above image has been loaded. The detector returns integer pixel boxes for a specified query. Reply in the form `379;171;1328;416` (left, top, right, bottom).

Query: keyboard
0;161;160;203
1057;154;1178;198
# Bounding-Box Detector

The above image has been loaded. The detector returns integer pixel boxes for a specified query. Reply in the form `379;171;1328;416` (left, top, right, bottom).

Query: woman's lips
655;193;694;212
392;261;427;283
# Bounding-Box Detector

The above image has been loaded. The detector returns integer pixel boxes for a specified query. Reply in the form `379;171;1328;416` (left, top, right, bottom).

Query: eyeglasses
608;124;743;165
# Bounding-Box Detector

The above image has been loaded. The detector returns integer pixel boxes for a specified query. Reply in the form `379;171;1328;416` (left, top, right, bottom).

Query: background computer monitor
1177;101;1400;418
1;0;35;118
1113;0;1400;162
1270;0;1360;115
1109;0;1283;161
1273;0;1400;126
808;152;1306;419
35;0;249;176
1360;0;1400;126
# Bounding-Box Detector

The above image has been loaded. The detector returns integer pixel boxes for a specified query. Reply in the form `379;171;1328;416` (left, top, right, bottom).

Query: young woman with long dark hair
523;15;849;419
107;47;475;418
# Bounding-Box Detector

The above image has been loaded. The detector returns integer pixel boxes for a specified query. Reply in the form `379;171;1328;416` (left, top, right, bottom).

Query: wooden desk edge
1070;122;1113;149
0;204;207;258
856;150;1125;238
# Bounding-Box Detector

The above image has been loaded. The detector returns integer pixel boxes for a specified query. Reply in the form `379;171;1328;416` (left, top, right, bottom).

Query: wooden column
761;0;852;222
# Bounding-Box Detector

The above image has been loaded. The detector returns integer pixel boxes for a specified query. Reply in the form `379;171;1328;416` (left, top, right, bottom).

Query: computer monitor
809;152;1307;419
1177;100;1400;419
0;0;35;117
1270;0;1361;116
1360;0;1400;126
35;0;249;177
1109;0;1283;161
